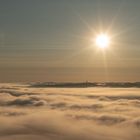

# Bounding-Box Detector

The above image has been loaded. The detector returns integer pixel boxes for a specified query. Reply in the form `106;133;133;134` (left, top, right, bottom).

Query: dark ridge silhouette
30;82;140;88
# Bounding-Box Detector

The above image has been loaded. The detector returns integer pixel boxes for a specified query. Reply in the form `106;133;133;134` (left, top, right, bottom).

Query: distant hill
30;82;140;88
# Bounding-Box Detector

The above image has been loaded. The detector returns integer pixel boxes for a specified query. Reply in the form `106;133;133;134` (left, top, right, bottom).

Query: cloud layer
0;83;140;140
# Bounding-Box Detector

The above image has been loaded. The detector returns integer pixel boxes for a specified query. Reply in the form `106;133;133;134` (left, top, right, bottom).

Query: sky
0;0;140;82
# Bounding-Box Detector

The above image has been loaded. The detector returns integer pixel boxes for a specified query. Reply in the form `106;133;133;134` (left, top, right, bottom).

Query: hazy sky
0;0;140;82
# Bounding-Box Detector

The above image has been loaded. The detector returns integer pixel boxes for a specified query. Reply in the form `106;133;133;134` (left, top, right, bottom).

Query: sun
95;34;110;49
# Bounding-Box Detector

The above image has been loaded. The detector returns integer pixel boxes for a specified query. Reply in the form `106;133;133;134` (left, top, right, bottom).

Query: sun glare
95;34;110;49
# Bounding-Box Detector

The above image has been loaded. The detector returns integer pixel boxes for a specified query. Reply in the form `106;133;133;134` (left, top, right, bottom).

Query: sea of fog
0;83;140;140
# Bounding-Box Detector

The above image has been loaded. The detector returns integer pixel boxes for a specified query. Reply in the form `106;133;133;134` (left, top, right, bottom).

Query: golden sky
0;0;140;82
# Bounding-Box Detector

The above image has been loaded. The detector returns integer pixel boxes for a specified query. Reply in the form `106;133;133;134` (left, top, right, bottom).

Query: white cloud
0;84;140;140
